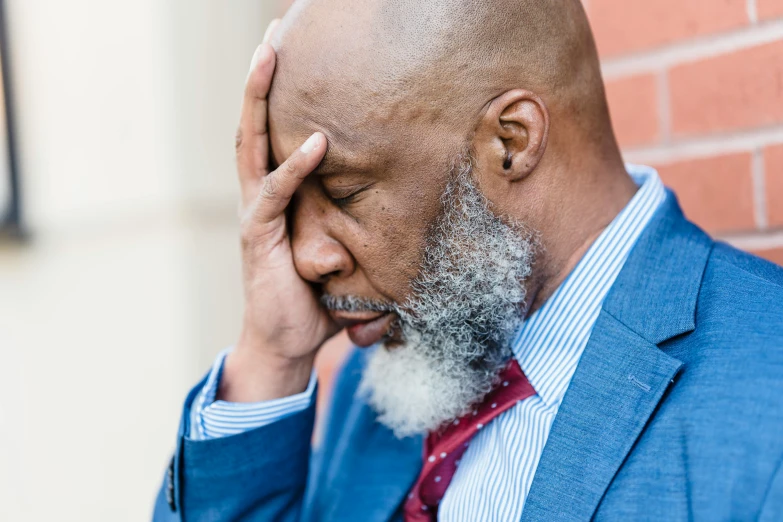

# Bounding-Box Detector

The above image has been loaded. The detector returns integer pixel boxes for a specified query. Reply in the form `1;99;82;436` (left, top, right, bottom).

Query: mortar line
752;148;768;230
656;69;671;145
747;0;759;24
718;230;783;250
602;18;783;79
622;125;783;165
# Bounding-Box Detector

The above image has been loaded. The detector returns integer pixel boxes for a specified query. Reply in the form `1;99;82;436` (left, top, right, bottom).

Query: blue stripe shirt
190;164;666;520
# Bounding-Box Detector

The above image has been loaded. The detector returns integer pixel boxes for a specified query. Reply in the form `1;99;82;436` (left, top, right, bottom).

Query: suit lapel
522;192;714;521
520;311;682;521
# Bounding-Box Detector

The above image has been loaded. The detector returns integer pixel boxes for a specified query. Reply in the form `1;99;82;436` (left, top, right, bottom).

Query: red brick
758;0;783;20
605;74;660;147
587;0;749;57
753;247;783;266
765;144;783;228
670;41;783;137
655;152;756;234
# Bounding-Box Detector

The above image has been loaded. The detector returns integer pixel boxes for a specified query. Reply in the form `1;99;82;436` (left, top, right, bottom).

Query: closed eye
331;193;359;207
324;182;374;209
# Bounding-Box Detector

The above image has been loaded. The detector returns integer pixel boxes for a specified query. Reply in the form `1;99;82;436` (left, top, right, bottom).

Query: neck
526;161;637;317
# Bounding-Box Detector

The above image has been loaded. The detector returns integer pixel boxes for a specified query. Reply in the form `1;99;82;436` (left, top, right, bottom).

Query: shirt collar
511;164;666;407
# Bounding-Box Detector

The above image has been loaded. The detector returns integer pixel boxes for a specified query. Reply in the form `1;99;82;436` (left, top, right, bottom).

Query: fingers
238;19;323;227
236;19;281;203
252;133;327;224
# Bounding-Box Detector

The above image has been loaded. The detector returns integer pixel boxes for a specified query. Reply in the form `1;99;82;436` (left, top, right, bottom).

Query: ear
472;89;550;183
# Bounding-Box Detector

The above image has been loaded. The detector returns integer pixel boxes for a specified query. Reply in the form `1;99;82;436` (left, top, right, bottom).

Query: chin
358;339;500;439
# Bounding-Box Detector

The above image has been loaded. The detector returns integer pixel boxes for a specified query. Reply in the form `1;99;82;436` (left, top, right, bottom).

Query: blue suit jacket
153;193;783;521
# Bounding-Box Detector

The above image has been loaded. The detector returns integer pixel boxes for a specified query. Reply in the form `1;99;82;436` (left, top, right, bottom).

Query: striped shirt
190;164;666;520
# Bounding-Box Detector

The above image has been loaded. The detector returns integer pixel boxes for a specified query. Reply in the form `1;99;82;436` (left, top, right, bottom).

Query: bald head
269;0;615;162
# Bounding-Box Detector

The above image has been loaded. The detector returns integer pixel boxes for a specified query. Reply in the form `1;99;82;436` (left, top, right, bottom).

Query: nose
290;186;355;284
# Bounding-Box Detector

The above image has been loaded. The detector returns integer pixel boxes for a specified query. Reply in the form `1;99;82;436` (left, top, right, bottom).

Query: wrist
218;344;315;403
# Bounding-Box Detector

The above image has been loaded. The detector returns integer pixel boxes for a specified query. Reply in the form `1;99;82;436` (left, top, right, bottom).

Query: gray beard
358;152;538;439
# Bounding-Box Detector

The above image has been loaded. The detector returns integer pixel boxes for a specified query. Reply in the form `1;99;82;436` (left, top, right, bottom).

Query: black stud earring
503;153;513;170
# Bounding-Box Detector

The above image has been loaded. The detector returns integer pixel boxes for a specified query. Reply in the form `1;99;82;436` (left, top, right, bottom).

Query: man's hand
218;21;339;403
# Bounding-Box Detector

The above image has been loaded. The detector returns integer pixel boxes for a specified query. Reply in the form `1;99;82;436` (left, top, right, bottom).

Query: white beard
358;153;538;439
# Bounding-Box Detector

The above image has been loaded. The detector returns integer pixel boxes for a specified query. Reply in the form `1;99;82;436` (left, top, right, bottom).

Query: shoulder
707;242;783;291
645;245;783;477
666;242;783;424
695;243;783;343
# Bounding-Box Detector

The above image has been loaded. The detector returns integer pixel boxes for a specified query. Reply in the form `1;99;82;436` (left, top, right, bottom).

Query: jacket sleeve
152;374;317;522
190;348;316;441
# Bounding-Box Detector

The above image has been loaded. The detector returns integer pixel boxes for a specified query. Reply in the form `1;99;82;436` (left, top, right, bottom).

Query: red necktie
403;359;536;522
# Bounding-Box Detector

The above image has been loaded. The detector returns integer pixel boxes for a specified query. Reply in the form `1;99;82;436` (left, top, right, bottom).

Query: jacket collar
520;191;714;521
601;191;713;345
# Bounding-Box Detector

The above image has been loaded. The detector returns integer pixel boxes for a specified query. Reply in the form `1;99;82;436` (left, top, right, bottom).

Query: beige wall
0;1;276;520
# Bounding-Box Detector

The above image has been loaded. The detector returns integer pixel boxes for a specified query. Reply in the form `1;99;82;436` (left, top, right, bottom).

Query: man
153;0;783;520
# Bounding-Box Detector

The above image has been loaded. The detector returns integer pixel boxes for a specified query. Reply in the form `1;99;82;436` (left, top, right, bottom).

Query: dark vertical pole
0;0;22;238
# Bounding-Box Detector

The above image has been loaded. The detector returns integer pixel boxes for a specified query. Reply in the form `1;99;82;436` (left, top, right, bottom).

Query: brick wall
276;1;783;395
590;0;783;265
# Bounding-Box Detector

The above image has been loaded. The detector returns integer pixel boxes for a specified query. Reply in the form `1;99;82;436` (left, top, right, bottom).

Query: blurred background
0;0;780;520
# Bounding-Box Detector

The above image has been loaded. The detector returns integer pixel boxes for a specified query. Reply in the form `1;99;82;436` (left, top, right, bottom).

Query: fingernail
300;134;321;154
263;19;280;44
247;45;263;80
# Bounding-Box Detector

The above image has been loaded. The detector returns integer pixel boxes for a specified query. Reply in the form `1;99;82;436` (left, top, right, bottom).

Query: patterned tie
403;358;536;522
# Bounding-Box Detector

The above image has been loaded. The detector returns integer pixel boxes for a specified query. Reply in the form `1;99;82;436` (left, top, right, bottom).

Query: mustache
320;294;397;314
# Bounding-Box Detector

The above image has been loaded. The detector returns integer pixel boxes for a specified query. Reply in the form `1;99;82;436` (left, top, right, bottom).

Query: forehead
265;3;477;173
267;56;440;174
266;98;393;177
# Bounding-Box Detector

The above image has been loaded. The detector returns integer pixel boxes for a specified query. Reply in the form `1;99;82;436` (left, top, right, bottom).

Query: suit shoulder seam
709;251;783;291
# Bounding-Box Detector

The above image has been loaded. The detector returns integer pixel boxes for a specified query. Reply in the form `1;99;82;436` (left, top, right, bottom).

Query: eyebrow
269;135;371;178
312;148;373;178
269;149;347;175
311;155;345;177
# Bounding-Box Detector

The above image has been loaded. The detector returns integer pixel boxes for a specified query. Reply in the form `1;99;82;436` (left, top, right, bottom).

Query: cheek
343;187;443;301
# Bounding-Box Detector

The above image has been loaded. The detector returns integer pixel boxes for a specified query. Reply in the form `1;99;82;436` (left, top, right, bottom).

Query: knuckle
261;176;281;200
235;127;244;154
240;222;262;251
243;76;257;98
239;216;281;254
239;220;255;247
239;213;265;246
283;157;299;176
